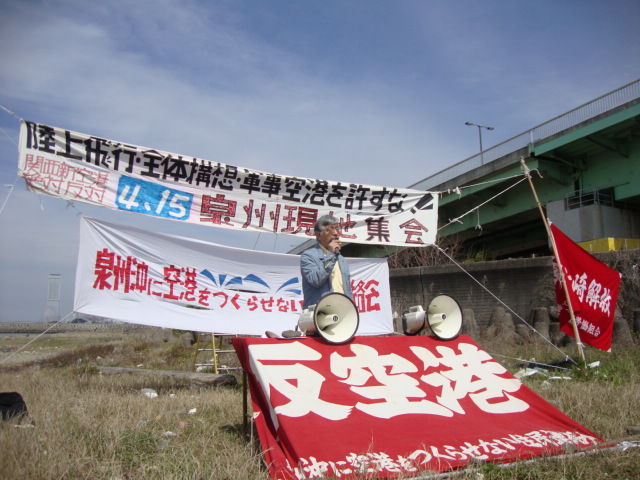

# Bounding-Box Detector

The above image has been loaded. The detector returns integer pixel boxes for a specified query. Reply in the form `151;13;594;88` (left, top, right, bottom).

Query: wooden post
521;158;586;363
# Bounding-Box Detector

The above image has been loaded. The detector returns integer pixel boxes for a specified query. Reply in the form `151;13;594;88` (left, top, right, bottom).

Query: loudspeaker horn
401;305;426;336
426;294;463;340
298;292;359;344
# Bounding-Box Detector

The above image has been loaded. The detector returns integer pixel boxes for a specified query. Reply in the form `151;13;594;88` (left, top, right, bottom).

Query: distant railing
565;188;614;211
410;79;640;191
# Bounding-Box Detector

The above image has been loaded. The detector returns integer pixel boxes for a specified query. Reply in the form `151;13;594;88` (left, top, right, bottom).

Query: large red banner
233;335;603;479
550;223;621;351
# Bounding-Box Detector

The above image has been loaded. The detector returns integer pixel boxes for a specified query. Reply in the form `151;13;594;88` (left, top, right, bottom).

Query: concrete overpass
338;79;640;260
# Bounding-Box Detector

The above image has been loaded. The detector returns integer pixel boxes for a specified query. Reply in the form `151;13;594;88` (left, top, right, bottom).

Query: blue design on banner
244;274;270;290
277;277;302;295
116;176;192;220
200;269;301;295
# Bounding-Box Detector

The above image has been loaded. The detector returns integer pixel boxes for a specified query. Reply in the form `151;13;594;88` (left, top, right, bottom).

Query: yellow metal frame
191;333;239;374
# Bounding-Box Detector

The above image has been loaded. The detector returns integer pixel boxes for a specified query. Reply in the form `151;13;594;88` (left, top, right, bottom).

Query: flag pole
520;158;586;363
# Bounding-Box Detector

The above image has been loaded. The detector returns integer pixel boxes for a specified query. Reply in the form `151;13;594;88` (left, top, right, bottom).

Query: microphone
332;237;340;256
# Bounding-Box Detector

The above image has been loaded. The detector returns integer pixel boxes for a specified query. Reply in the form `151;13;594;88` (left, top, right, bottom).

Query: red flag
550;223;621;351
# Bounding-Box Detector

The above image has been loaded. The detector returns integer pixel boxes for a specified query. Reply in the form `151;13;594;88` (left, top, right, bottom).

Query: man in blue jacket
300;215;353;309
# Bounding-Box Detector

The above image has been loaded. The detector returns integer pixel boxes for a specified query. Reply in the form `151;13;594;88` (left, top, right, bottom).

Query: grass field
1;328;639;480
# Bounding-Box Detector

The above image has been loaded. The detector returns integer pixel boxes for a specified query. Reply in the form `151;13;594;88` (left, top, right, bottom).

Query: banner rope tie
0;103;20;120
438;176;527;232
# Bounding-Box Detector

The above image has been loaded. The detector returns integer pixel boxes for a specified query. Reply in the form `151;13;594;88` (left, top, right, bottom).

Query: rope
0;312;74;365
252;232;262;250
445;172;529;193
438;176;528;232
545;203;599;243
0;178;19;215
0;103;20;120
488;352;573;370
522;166;598;244
434;244;575;362
0;105;21;215
0;124;19;150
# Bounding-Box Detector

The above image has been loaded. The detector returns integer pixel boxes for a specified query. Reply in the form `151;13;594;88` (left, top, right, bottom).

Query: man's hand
329;237;342;255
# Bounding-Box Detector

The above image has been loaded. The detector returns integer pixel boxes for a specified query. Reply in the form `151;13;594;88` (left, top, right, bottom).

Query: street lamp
465;121;494;164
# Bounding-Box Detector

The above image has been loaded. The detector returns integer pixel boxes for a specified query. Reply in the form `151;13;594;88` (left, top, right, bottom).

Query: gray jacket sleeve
300;248;337;288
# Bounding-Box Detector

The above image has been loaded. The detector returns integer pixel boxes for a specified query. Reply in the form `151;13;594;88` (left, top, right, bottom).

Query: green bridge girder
342;99;640;260
436;102;640;258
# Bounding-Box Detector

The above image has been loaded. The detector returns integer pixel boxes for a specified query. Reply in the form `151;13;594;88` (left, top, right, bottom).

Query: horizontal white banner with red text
19;120;438;247
74;217;393;335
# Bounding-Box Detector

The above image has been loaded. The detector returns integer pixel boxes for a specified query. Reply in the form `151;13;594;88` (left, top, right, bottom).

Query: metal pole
478;126;484;164
465;122;494;165
243;369;248;437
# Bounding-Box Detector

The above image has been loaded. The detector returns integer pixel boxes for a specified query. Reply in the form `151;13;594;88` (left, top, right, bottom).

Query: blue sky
0;0;638;322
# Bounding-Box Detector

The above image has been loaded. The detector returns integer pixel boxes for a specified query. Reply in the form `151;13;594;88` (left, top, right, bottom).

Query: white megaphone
298;292;359;344
401;305;426;336
402;294;463;340
426;294;463;340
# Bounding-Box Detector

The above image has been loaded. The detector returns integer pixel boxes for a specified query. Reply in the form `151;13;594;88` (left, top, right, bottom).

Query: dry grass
1;329;639;480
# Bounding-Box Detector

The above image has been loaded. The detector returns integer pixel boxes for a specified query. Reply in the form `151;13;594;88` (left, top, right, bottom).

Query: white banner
74;217;393;335
19;120;438;247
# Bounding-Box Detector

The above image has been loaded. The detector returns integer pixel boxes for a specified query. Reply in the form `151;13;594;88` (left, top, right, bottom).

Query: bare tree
386;234;468;269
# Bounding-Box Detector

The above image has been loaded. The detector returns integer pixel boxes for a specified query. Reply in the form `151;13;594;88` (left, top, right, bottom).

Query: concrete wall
390;251;640;347
548;200;640;243
390;256;557;330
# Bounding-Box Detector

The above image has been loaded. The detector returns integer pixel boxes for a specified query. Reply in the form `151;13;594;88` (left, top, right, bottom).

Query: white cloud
0;0;450;187
0;0;638;322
